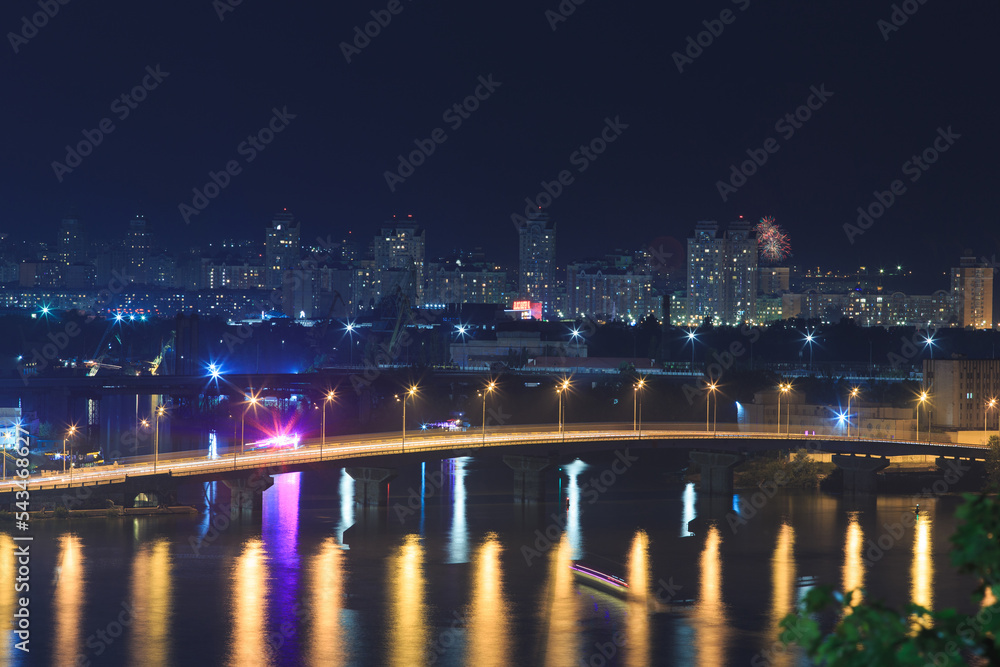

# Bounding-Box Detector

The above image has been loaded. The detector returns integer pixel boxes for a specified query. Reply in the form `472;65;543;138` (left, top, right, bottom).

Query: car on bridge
245;433;302;453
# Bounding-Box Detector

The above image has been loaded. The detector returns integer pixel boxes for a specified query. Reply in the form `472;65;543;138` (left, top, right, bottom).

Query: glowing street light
706;382;718;433
802;329;817;370
344;321;357;367
557;379;571;438
779;382;791;436
322;390;336;457
685;329;698;370
455;325;470;369
63;425;77;476
634;377;646;437
847;387;860;438
923;332;936;360
154;405;165;473
482;381;497;445
238;391;261;467
985;397;997;445
916;391;929;442
399;385;418;452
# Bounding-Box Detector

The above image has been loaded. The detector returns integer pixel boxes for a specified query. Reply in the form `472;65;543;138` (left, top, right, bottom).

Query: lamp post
556;379;571;439
847;387;860;438
154;406;164;474
916;391;929;442
238;392;260;469
634;377;646;438
686;330;697;371
986;398;997;445
705;382;717;432
345;321;356;367
707;382;718;434
781;383;791;437
400;385;418;453
803;329;816;371
322;390;336;459
456;325;469;370
777;381;784;436
63;425;76;476
482;381;496;445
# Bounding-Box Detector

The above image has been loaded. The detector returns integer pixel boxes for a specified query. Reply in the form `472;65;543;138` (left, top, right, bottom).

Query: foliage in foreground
781;494;1000;666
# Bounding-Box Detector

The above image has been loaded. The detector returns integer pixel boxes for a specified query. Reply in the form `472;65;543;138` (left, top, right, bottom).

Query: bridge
1;422;987;514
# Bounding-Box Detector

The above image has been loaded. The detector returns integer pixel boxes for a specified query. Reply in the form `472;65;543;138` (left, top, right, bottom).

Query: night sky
3;0;998;285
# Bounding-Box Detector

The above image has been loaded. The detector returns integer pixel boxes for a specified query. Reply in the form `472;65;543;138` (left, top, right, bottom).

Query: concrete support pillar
345;467;397;508
224;472;274;519
832;454;890;494
689;451;743;495
503;455;550;504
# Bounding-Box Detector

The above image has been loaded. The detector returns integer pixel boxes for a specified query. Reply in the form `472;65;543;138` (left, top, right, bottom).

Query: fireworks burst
755;216;791;263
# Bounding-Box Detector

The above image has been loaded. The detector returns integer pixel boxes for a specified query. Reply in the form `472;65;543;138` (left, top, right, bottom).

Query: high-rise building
57;216;87;266
425;258;506;306
951;254;993;329
518;212;556;319
565;261;657;324
373;217;425;306
125;215;153;285
686;220;757;325
265;210;301;289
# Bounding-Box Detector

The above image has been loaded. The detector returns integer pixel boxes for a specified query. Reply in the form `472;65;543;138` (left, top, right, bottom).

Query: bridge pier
503;455;550;504
832;454;890;494
689;451;743;495
224;473;274;519
345;467;397;507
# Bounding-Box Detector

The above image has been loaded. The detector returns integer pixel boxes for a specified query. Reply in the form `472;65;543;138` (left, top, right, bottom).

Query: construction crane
141;332;174;375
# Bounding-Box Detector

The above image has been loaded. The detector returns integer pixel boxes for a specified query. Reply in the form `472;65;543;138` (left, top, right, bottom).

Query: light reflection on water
466;534;511;667
387;534;428;667
128;538;172;667
52;535;84;667
6;458;978;666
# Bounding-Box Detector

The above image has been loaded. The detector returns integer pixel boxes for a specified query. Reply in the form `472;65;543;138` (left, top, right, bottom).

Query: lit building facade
518;212;556;319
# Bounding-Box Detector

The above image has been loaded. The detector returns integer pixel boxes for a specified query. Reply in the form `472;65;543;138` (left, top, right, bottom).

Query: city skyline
2;2;997;279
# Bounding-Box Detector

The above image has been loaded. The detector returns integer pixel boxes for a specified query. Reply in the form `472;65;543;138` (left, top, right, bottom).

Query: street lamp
238;391;261;468
802;329;816;371
400;385;418;452
706;382;718;434
780;383;791;436
482;381;497;445
916;391;929;442
847;387;860;438
556;379;571;436
154;405;165;473
685;329;698;371
633;377;646;435
322;390;336;458
923;332;936;360
63;425;77;476
344;321;356;367
455;325;469;370
985;398;997;445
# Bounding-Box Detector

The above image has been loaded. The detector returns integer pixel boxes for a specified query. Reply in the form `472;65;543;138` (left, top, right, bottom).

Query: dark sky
2;0;998;286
